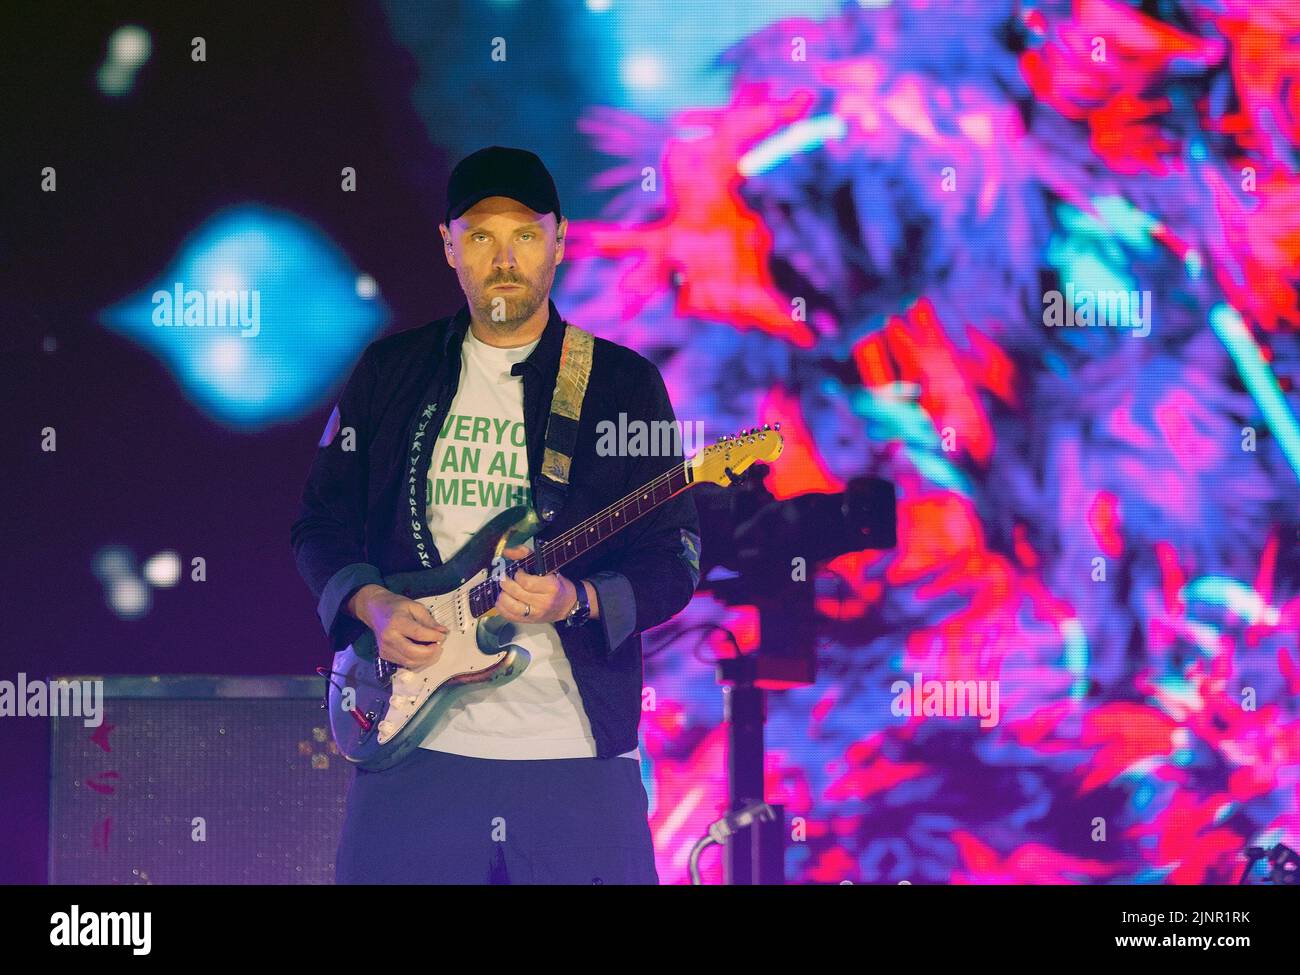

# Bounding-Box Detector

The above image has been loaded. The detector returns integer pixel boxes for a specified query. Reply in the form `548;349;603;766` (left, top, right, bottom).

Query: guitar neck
467;460;695;618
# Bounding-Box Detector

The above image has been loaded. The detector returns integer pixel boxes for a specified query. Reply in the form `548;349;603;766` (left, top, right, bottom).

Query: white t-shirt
417;325;640;760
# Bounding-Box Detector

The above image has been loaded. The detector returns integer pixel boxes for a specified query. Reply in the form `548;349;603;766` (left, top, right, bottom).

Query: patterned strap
536;324;594;522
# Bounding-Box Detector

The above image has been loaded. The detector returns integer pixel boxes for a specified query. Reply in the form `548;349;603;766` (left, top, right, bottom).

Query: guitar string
412;431;767;629
516;462;688;571
470;460;691;597
430;461;686;625
408;460;690;630
395;431;763;639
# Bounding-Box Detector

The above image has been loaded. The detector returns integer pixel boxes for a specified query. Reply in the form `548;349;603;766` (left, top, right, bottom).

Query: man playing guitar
291;146;702;884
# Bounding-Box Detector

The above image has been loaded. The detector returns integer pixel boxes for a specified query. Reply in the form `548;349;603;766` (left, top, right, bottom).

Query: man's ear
439;223;455;267
554;216;567;264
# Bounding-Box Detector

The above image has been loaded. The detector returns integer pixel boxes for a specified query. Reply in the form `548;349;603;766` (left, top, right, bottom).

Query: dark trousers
335;747;658;884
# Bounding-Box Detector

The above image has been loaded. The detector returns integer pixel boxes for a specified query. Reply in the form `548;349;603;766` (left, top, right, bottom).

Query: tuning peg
774;421;781;431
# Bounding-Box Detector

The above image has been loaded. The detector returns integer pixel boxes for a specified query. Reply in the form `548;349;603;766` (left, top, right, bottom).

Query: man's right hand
347;584;448;667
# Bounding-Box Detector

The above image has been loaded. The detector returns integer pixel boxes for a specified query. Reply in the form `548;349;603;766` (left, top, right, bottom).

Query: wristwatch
563;578;591;629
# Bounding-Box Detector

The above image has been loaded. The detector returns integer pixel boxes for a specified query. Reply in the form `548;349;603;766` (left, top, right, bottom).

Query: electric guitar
325;424;783;770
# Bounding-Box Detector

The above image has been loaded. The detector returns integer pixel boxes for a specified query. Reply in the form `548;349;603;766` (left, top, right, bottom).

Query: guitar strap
534;323;595;524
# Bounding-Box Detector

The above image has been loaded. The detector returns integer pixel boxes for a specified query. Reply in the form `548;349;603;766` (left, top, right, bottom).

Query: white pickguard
373;568;514;744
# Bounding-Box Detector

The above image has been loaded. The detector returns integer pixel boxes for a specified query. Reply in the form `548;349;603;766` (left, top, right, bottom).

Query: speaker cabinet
49;676;350;884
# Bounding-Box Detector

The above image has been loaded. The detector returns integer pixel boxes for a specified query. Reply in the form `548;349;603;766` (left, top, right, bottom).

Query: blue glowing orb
101;204;388;430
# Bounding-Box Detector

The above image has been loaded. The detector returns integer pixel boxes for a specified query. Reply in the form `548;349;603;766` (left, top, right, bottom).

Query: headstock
689;423;784;487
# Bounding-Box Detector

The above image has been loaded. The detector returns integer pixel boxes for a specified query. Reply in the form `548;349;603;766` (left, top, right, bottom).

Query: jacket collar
443;296;566;382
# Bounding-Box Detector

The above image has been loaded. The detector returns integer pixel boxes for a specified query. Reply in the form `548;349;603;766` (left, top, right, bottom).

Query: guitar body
327;505;540;771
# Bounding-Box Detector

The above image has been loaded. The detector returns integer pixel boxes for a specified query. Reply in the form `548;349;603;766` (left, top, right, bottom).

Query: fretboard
468;461;694;617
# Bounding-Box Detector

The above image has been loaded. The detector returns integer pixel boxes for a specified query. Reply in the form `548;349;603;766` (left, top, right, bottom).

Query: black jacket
290;297;701;757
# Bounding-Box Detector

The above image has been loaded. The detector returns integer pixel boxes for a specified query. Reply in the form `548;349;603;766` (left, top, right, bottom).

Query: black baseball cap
443;145;562;226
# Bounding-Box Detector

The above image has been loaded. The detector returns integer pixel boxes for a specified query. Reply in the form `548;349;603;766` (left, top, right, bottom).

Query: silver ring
523;602;532;617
